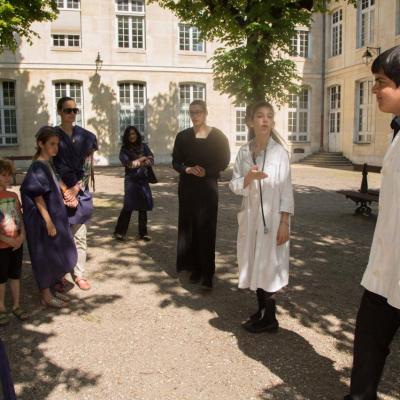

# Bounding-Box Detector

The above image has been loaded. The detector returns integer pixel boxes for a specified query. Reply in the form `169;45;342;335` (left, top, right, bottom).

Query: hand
46;220;57;237
186;165;205;177
276;221;289;246
12;235;24;251
64;185;80;201
63;197;79;208
131;160;141;168
143;158;152;166
247;165;268;181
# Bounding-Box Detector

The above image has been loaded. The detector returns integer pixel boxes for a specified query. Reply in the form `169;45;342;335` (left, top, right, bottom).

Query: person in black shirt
172;100;230;290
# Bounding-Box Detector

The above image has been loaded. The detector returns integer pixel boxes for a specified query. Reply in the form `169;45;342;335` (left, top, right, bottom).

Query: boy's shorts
0;246;23;283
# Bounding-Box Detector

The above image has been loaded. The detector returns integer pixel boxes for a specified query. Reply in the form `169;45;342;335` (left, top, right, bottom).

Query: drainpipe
320;1;326;151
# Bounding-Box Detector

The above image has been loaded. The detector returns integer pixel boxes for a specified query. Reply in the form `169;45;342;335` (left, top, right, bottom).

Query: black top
391;117;400;141
172;127;230;179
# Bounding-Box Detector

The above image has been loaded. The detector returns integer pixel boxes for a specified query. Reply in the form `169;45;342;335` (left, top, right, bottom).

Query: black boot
243;298;279;334
242;289;266;329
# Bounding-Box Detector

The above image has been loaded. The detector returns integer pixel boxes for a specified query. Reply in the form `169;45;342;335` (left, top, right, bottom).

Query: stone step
299;151;353;168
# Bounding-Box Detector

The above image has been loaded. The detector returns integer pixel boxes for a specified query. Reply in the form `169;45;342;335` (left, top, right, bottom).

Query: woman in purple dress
113;126;154;241
20;127;77;308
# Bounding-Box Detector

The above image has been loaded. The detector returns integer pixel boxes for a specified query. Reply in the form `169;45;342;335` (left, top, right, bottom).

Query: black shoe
139;235;151;242
243;316;279;333
241;309;262;329
189;272;202;284
113;233;125;241
200;279;213;291
243;300;279;334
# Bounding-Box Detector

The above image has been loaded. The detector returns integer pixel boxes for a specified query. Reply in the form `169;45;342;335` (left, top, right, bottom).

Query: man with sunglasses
53;96;98;291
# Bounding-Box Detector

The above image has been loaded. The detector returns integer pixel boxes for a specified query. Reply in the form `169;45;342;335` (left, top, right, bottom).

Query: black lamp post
95;52;103;72
362;46;381;65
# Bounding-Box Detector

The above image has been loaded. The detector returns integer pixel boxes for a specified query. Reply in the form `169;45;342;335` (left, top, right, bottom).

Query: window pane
179;83;205;130
131;16;144;49
118;16;130;48
179;24;190;51
2;82;15;106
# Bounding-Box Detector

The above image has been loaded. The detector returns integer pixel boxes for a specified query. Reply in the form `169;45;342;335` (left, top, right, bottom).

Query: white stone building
0;0;398;166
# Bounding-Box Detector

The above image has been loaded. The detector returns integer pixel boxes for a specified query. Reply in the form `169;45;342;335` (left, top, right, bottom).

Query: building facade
0;0;398;166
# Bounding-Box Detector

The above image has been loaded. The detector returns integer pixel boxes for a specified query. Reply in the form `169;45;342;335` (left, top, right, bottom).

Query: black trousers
114;209;148;237
345;290;400;400
176;177;218;282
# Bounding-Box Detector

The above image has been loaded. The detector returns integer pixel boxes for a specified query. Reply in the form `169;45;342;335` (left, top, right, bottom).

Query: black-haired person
172;100;230;290
113;126;154;241
53;97;97;291
344;46;400;400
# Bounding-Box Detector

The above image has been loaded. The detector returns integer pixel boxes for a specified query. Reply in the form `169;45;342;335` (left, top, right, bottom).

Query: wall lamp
362;46;381;65
95;52;103;72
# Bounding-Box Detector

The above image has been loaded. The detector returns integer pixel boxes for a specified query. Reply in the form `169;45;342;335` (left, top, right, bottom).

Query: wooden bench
7;156;32;185
337;163;379;216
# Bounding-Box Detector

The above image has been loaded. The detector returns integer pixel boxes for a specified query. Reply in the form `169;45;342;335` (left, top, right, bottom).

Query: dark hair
57;96;75;111
34;126;59;159
0;159;14;176
247;101;275;140
189;100;207;113
122;125;143;147
371;46;400;87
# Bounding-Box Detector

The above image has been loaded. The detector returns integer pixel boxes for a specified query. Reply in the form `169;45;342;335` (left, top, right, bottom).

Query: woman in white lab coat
230;101;294;333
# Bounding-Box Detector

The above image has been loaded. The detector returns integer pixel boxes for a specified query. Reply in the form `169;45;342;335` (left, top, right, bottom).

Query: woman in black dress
172;100;230;289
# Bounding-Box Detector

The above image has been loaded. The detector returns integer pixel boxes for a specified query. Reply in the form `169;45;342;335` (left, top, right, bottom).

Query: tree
150;0;355;105
0;0;58;53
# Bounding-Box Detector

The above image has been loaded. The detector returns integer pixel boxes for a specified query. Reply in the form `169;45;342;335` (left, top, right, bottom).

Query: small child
0;159;28;325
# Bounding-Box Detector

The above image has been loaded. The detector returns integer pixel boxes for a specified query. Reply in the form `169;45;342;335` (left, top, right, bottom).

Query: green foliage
150;0;357;104
0;0;58;53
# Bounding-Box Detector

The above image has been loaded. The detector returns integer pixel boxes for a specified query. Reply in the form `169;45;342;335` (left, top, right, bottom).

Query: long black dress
172;127;230;284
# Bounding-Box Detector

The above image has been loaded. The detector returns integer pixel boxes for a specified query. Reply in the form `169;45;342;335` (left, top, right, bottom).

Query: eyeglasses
62;108;80;114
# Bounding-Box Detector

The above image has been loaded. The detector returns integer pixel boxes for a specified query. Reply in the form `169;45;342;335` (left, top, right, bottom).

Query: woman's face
39;136;59;158
189;104;207;128
58;100;78;124
128;130;138;144
250;106;275;138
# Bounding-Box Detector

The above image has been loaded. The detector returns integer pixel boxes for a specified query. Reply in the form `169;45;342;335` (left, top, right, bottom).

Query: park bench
7;156;32;185
337;163;379;216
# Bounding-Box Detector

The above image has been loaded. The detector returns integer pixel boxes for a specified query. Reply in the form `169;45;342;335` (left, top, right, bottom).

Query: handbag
146;166;158;184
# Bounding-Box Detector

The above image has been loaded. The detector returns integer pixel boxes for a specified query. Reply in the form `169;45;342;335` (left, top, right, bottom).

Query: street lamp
95;52;103;72
362;46;381;65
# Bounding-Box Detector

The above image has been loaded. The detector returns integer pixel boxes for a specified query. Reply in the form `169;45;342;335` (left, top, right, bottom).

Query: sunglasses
62;108;80;114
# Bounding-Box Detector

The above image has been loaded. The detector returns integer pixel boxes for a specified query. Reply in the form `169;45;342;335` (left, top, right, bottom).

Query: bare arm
34;196;57;237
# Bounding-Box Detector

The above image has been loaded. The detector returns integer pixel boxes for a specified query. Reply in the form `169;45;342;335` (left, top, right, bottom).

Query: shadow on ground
2;166;398;399
89;167;399;400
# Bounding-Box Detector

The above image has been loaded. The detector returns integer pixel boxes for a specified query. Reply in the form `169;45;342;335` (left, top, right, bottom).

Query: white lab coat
361;133;400;309
229;139;294;292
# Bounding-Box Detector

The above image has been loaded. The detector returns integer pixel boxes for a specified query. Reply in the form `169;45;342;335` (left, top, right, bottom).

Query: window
119;82;146;136
56;0;80;9
54;82;83;126
179;83;206;130
116;0;145;49
357;0;375;47
0;81;17;146
179;24;204;52
52;34;80;47
328;85;341;134
396;0;400;35
235;103;247;142
355;80;373;143
287;88;310;142
331;9;343;56
290;30;310;58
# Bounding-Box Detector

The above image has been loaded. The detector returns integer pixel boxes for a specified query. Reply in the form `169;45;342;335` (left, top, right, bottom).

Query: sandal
53;292;70;302
12;307;29;321
40;296;67;309
0;312;10;326
53;277;74;293
75;277;91;291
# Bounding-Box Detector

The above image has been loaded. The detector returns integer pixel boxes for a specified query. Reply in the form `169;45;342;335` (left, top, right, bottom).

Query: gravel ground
2;164;399;400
